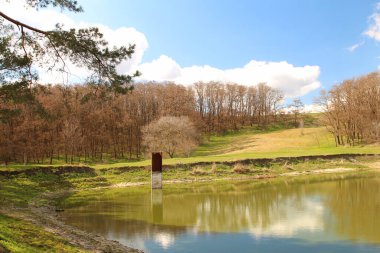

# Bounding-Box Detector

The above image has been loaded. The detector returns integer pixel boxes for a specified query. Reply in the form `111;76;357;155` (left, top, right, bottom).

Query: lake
61;174;380;253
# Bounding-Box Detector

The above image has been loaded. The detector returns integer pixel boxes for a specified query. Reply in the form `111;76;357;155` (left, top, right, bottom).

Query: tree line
193;82;284;133
319;72;380;146
0;82;288;164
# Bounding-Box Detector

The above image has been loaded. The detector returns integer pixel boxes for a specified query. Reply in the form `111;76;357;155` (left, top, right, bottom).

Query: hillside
93;126;380;168
2;120;380;170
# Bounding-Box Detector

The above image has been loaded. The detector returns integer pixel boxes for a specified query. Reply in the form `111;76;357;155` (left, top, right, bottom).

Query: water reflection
248;197;324;238
326;177;380;244
62;175;380;252
152;189;163;223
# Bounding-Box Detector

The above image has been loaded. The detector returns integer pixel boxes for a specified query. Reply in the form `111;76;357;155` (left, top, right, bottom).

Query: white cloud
365;14;380;41
2;0;321;97
153;232;175;249
365;3;380;41
135;57;321;97
1;0;148;83
346;41;365;52
249;198;324;239
282;103;324;114
303;103;324;113
137;55;182;81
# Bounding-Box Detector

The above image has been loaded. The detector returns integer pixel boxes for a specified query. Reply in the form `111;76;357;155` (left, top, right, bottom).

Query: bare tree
289;98;304;126
318;72;380;146
142;116;199;158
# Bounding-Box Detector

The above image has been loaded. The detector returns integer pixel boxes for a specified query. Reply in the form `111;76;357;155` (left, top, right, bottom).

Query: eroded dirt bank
1;153;377;176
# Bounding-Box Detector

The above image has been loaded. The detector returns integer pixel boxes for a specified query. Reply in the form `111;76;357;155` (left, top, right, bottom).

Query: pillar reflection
152;189;163;223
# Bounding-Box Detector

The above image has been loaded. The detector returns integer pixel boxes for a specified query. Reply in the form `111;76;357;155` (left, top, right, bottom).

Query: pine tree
0;0;139;121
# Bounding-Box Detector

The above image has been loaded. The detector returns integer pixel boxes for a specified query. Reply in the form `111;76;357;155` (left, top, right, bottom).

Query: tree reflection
325;177;380;244
63;175;380;247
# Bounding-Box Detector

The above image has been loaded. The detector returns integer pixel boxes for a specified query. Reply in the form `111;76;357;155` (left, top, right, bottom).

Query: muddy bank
1;154;378;176
109;153;379;172
0;166;95;177
29;205;142;253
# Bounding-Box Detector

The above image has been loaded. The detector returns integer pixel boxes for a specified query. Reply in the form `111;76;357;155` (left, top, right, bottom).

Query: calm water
61;175;380;253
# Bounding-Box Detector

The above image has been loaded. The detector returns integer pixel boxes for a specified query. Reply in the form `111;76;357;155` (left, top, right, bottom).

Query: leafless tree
318;72;380;146
142;116;199;158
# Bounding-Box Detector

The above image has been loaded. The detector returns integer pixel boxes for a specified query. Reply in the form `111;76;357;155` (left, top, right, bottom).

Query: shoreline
0;191;142;253
1;153;378;174
107;167;356;189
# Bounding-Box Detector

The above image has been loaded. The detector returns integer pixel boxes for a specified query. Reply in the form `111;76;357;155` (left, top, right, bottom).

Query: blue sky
6;0;380;105
73;0;380;103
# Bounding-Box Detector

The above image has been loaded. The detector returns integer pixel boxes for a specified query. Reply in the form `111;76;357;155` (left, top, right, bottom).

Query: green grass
0;214;83;253
0;171;93;252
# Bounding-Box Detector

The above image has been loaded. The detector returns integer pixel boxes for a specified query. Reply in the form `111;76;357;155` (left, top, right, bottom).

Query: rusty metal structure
151;152;162;189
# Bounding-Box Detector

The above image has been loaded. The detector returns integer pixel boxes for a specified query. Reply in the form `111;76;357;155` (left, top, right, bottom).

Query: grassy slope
0;214;81;253
2;126;380;170
93;126;380;168
0;172;87;253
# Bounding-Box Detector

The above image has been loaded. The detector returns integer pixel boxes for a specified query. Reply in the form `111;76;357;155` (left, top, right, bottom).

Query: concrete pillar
151;152;162;189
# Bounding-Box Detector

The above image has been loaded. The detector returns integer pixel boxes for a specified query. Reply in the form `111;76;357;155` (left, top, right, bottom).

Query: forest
0;71;379;165
0;81;286;164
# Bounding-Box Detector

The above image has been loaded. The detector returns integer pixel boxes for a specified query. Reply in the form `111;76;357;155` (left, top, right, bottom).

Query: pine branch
0;11;47;35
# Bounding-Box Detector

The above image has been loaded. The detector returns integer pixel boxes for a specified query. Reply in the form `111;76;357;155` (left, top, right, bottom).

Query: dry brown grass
233;163;250;174
210;163;218;173
190;166;208;175
282;161;295;171
225;127;332;155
